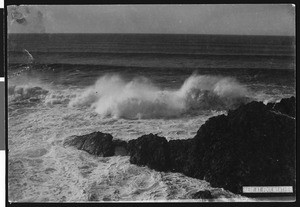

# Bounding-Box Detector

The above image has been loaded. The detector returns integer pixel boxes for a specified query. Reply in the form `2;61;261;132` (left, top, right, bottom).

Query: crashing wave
69;74;252;119
8;85;49;103
8;83;75;107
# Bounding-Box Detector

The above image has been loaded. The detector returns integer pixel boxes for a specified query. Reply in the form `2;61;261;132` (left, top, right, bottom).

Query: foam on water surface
7;92;236;201
7;72;293;202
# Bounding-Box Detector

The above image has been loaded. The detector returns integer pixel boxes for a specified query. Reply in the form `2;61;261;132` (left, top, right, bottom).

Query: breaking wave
8;74;252;118
69;74;252;119
8;82;75;107
8;85;49;103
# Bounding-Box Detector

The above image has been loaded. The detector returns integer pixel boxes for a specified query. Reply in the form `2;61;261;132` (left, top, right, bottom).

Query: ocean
7;34;295;202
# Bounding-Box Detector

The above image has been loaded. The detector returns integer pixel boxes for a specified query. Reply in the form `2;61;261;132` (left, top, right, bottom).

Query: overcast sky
7;4;295;35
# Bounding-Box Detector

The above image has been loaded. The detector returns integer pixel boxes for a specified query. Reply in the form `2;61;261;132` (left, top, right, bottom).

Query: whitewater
7;33;295;202
8;70;294;202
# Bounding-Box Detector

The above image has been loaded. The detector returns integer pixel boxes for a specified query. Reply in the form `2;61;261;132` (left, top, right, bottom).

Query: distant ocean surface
7;34;296;202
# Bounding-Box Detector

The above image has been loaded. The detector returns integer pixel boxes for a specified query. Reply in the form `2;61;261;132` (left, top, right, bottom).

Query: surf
69;74;252;119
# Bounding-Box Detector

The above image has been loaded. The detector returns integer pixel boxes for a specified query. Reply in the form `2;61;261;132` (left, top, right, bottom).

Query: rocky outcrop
64;96;296;195
127;96;296;194
195;98;296;194
267;96;296;117
63;131;128;157
128;134;170;171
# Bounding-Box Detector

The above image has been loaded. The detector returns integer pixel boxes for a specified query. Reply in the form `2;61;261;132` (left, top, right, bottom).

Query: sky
7;4;295;35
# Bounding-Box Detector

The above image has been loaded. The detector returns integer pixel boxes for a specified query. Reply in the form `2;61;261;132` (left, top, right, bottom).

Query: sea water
7;34;295;202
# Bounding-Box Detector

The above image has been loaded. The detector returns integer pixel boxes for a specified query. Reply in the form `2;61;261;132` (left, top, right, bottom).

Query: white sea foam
8;72;293;202
69;74;251;119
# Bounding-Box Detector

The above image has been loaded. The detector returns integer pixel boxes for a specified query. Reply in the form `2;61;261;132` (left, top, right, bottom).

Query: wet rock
65;97;295;196
168;138;202;178
125;97;296;195
128;134;170;171
194;98;296;194
267;96;295;117
63;131;115;157
64;132;128;157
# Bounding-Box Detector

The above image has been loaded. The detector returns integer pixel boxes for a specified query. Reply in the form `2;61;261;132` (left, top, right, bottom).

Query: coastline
63;96;296;200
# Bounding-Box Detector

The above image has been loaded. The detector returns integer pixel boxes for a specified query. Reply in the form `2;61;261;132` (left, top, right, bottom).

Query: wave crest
8;82;75;107
69;74;252;119
8;85;49;103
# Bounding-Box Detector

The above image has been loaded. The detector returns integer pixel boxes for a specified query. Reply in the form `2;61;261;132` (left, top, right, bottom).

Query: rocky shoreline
63;96;296;197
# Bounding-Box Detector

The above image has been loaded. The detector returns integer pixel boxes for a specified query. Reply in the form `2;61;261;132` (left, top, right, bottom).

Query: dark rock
194;98;296;194
125;97;295;195
64;132;129;157
267;96;295;118
128;134;170;171
168;138;203;178
191;190;213;199
127;135;203;177
64;97;295;196
63;131;115;157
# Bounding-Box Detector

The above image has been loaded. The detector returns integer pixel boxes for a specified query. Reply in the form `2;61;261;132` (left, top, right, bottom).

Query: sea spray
69;74;252;119
8;85;49;102
7;73;252;117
